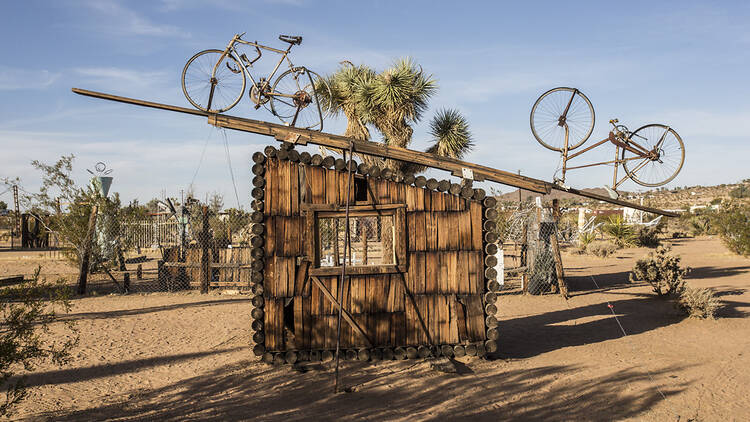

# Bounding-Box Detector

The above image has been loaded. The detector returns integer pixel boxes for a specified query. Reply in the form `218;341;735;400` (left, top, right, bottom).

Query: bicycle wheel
270;67;331;131
182;49;245;113
530;87;595;152
621;124;685;187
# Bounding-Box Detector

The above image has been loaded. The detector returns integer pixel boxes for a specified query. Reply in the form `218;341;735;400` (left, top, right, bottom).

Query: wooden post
550;199;568;299
136;264;142;280
200;206;210;294
123;272;130;293
77;204;98;295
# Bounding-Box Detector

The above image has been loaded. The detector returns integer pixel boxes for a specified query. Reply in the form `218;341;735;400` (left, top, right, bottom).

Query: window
304;203;406;275
318;214;395;267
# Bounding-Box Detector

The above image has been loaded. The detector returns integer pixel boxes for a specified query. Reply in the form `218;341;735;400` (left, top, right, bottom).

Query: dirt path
10;237;750;421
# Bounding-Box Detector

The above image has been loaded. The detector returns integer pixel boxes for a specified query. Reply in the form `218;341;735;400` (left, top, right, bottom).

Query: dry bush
714;203;750;257
677;286;721;319
629;246;689;296
586;241;618;258
576;231;596;254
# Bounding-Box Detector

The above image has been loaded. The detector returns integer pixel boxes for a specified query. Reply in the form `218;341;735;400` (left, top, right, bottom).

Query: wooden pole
200;206;210;294
334;142;354;394
550;199;568;299
77;204;98;295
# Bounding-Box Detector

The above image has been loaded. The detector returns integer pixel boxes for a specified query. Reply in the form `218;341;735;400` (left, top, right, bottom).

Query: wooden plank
264;255;276;297
309;276;372;347
424;251;438;294
470;201;483;250
294;296;303;348
414;187;425;212
454;297;468;342
406;212;416;251
308;264;406;277
310;166;325;204
465;295;485;341
447;295;458;343
395;207;406;265
437;251;449;294
303;296;312;348
432;191;445;212
290;161;299;216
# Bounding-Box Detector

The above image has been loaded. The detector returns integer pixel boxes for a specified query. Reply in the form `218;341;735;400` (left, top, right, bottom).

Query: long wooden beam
71;88;678;217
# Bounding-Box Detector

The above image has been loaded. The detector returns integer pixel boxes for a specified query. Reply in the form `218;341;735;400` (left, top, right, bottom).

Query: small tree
1;268;77;416
629;246;689;296
714;203;750;256
601;215;634;246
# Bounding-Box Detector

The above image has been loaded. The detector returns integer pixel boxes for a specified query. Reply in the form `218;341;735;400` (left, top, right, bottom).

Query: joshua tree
319;59;472;173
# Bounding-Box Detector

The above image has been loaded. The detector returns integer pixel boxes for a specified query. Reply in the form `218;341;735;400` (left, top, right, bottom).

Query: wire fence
318;214;393;267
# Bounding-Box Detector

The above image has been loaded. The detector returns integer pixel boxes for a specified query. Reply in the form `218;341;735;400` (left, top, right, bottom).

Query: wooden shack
249;144;501;363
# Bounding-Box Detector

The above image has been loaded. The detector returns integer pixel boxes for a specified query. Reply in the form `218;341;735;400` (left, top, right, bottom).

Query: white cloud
82;0;188;38
0;66;61;91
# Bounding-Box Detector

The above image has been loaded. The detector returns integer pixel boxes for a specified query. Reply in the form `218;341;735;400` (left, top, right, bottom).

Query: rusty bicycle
530;87;685;196
181;33;331;131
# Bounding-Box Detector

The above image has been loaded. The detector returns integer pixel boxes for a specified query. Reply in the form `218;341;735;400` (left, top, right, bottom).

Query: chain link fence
492;202;564;296
318;214;394;267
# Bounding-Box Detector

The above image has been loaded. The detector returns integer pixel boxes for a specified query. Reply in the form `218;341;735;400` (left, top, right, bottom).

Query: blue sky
1;0;748;208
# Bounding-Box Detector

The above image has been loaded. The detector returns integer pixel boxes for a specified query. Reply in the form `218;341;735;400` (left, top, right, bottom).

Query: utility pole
12;185;20;249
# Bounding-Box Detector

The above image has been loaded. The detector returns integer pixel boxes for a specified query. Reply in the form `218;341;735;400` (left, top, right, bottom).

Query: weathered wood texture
263;157;488;353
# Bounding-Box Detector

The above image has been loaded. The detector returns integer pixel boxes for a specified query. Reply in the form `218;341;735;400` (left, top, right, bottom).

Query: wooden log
251;211;264;223
252;175;266;188
298;350;310;361
251;224;265;235
251;307;264;320
311;154;323;166
483;220;496;232
453;345;466;357
252;319;264;331
253;344;265;356
441;344;454;357
485;267;497;280
394;347;407;360
485;315;498;328
368;165;381;178
460;186;474;199
406;346;418;359
252;151;266;164
414;176;427;188
288;149;300;162
449;183;462;195
485;243;498;255
476;342;487;358
262;352;274;363
485;339;498;353
264;146;277;158
487;328;499;340
251;272;264;284
418;345;431;358
484;292;497;304
485;303;497;315
383;348;395;360
273;353;286;365
252;163;266;176
484;231;498;244
321;156;335;168
345;349;358;361
370;348;382;361
437;180;450;192
484;207;498;220
485;255;498;267
277;148;289;161
280;141;295;151
473;188;486;201
403;174;415;185
136;264;142;280
322;350;334;362
483;196;497;208
250;235;264;248
357;348;370;361
251;199;264;212
381;168;392;180
283;350;297;364
252;187;265;200
253;331;265;344
466;344;478;356
426;178;439;190
300;151;312;164
334;158;346;171
356;163;368;174
487;280;500;293
252;295;265;307
310;350;321;362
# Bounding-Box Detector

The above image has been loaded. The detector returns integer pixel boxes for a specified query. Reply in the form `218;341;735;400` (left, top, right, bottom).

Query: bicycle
530;87;685;196
181;33;331;131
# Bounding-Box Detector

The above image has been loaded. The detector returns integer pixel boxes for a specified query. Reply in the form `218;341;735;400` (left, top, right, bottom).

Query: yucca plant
602;215;635;246
318;60;472;173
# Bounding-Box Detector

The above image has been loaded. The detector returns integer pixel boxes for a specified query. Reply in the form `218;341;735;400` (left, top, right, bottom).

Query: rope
188;127;214;193
334;141;354;393
588;274;669;403
220;129;241;209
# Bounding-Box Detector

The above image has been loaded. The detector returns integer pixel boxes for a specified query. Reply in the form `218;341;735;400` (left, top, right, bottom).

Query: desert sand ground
4;236;750;421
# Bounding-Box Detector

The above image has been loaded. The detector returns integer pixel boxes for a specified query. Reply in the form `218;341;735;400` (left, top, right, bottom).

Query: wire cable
220;129;241;209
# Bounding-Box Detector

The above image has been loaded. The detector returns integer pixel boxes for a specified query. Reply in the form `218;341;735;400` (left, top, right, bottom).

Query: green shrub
586;241;618;258
577;231;596;253
714;204;750;257
629;246;689;296
688;214;714;236
601;215;634;246
634;225;662;247
677;287;720;319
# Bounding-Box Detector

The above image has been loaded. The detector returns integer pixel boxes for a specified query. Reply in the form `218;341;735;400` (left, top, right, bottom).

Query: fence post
550;199;568;299
201;205;210;293
77;204;98;295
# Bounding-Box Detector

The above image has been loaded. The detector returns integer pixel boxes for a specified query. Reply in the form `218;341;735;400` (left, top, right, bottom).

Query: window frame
303;203;407;276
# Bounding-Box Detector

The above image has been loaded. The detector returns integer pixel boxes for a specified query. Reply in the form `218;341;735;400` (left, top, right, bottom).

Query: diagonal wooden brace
309;276;372;348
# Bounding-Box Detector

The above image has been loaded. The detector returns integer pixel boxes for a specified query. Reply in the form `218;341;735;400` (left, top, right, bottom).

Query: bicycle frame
209;35;301;105
557;123;662;190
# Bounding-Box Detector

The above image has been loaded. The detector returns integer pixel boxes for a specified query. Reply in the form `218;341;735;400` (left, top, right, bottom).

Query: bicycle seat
279;34;302;45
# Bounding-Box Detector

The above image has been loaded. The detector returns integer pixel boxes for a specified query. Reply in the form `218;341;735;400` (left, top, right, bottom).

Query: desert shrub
688;214;714;236
672;231;687;239
576;231;596;253
729;184;749;199
634;224;662;247
714;203;750;257
0;268;77;416
629;246;689;296
601;215;634;246
677;287;721;319
586;241;618;258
